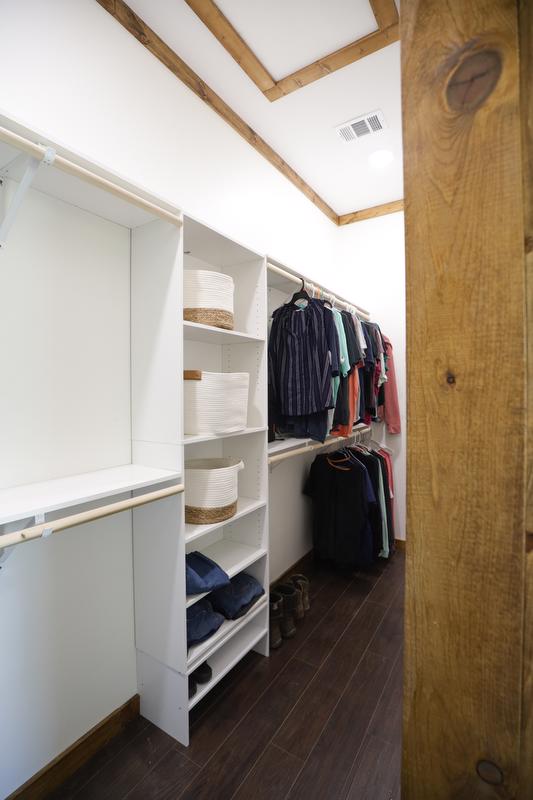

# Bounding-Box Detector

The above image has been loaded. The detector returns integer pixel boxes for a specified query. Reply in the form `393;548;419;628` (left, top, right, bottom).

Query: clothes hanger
326;453;351;470
289;278;310;307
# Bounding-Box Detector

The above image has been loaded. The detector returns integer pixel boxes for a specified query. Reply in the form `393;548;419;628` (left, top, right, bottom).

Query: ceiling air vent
336;109;387;142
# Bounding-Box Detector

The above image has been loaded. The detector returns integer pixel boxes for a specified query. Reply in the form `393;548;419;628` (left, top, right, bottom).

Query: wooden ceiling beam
184;0;276;93
185;0;400;101
96;0;339;223
96;0;402;228
338;199;404;225
369;0;399;31
265;23;399;101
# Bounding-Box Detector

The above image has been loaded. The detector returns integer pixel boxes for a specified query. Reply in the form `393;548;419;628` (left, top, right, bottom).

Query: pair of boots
188;660;212;698
269;574;310;650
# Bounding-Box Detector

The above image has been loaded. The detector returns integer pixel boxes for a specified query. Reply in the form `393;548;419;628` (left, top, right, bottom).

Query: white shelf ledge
185;496;266;544
189;619;267;709
267;424;371;458
0;464;181;525
186;540;267;607
183;427;267;446
183;320;265;345
268;437;313;456
187;595;268;674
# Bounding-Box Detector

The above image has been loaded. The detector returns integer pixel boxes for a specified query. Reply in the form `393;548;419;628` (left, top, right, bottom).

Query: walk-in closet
2;1;532;799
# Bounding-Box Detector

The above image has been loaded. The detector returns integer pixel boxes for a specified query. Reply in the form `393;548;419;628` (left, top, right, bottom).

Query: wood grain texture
520;0;533;794
180;658;316;800
95;0;339;224
402;1;527;798
287;649;392;800
184;0;275;92
73;723;174;800
8;696;140;800
338;199;404;225
51;557;405;800
274;600;387;760
232;743;303;800
370;0;399;31
264;24;400;101
185;0;398;102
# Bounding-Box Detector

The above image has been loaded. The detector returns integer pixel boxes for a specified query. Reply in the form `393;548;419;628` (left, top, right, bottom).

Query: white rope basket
184;269;234;330
184;371;249;435
185;458;244;524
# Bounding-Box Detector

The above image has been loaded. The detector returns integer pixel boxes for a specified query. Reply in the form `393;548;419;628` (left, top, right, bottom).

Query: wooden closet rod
0;483;184;551
0;126;183;228
268;427;371;465
267;262;370;320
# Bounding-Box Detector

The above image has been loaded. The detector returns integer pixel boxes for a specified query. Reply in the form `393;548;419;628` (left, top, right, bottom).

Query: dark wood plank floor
53;551;404;800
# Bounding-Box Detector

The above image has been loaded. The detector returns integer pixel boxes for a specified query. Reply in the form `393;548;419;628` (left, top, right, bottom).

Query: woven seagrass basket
184;269;234;330
185;458;244;524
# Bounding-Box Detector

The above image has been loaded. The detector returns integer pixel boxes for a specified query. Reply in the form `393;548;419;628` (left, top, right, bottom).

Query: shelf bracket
0;146;56;251
0;511;48;571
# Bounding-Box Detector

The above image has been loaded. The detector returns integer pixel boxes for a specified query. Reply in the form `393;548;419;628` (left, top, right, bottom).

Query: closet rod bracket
0;146;56;251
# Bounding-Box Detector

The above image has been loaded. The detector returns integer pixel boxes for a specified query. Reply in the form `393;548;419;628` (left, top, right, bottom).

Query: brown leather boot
290;574;310;612
276;584;298;638
269;591;284;649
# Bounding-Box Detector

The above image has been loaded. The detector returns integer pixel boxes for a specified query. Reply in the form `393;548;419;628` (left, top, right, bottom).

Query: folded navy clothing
186;551;230;596
210;572;265;620
186;598;224;647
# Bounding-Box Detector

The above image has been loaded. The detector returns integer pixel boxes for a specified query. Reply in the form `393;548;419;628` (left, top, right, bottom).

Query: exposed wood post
520;0;533;794
402;1;530;797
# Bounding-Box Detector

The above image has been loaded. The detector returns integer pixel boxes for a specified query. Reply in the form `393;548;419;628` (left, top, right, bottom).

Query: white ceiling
126;0;403;216
215;0;378;81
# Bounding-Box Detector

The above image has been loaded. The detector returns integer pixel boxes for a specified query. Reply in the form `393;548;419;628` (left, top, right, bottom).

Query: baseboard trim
8;695;140;800
270;550;314;587
272;541;406;587
395;538;406;550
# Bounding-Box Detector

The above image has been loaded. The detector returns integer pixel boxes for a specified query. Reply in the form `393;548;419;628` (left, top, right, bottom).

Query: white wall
0;1;405;793
0;0;339;285
0;187;137;798
336;213;407;540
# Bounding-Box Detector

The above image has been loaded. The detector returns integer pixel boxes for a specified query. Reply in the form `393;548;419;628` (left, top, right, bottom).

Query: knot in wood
476;760;504;786
446;50;502;112
446;372;456;385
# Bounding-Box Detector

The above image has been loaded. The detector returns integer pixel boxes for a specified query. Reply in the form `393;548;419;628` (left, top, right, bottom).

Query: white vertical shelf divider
134;214;269;746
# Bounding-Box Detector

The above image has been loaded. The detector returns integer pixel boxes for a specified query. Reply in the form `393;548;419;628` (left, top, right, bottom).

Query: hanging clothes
379;335;401;434
268;298;339;442
305;444;396;569
304;451;376;569
268;285;398;441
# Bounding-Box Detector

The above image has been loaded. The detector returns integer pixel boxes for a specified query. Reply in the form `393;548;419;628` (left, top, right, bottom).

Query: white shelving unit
183;426;266;446
0;117;187;791
0;464;181;526
134;214;269;745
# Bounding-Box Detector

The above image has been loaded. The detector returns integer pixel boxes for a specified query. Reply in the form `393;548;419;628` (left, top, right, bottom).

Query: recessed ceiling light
368;149;394;168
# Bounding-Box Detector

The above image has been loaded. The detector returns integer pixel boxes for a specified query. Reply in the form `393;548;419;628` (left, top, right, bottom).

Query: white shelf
268;437;313;456
183;320;264;345
189;619;267;709
183;427;267;446
0;464;181;526
185;497;266;544
186;540;267;607
267;424;372;458
187;595;268;673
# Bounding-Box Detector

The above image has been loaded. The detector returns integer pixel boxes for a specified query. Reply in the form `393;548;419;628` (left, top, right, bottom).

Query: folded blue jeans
186;551;230;595
210;572;265;620
186;598;224;647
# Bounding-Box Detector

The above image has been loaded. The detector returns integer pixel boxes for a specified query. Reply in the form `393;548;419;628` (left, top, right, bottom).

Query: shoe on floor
269;590;284;649
290;574;310;612
192;661;212;685
276;584;298;638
